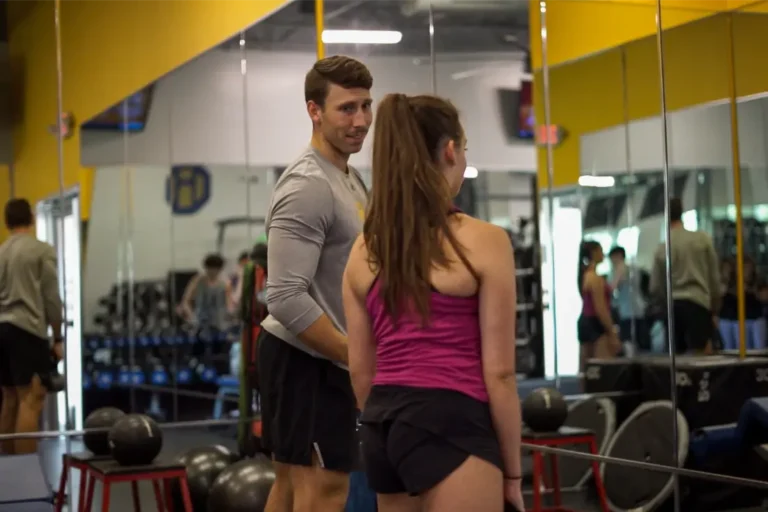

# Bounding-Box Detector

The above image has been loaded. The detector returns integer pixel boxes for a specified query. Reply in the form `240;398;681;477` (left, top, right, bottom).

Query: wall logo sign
165;165;211;215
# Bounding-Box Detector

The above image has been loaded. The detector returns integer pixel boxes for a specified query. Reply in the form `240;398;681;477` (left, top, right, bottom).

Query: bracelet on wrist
504;475;522;481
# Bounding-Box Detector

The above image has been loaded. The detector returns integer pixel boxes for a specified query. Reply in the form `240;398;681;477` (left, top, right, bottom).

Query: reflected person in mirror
257;56;372;512
0;199;64;455
177;253;235;332
577;240;621;374
649;198;720;355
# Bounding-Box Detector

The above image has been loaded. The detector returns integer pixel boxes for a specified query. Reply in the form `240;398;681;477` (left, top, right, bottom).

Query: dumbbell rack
83;276;234;421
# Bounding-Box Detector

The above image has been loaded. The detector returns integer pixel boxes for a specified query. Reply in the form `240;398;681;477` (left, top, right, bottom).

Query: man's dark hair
203;253;225;270
669;197;683;223
237;251;249;262
609;246;626;259
304;55;373;108
4;198;33;229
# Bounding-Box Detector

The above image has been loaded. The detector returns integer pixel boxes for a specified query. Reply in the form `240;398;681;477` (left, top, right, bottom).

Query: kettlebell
42;354;66;393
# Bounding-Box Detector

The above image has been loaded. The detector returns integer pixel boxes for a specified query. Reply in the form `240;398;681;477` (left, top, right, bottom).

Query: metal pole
315;0;325;60
725;15;747;360
52;0;71;432
429;2;437;95
167;88;179;423
539;1;560;388
240;32;254;247
620;48;638;350
654;4;681;511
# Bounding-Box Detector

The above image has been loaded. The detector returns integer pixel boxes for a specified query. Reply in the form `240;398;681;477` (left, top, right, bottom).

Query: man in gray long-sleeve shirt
650;198;720;354
257;56;373;512
0;199;64;455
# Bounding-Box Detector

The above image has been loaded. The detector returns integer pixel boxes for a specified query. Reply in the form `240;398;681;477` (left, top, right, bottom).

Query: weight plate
600;400;689;512
543;397;616;489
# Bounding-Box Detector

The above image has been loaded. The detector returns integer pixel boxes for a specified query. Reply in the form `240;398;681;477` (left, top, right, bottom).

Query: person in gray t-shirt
0;199;63;455
257;55;373;511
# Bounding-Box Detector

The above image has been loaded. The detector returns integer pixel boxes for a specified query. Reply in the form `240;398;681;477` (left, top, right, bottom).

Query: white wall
82;165;276;329
82;164;533;329
80;49;536;172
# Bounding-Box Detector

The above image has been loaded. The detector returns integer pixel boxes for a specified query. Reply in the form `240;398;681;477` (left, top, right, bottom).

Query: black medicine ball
522;387;569;432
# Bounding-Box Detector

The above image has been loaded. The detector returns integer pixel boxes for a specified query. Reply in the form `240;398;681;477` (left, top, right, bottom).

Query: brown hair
364;93;476;324
304;55;373;107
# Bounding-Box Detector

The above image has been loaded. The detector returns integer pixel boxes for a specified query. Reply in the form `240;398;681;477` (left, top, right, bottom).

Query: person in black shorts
650;198;720;354
258;56;373;512
577;241;620;372
0;199;64;454
342;93;524;511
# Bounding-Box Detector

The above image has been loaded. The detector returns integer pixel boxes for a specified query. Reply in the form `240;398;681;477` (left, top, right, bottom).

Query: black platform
584;358;646;423
641;355;768;429
85;458;185;476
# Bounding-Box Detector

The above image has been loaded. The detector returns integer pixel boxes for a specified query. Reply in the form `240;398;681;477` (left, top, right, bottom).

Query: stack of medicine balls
82;407;276;511
83;407;163;466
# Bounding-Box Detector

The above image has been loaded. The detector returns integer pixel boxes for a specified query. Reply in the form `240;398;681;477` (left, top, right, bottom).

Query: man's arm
266;174;347;364
649;246;665;305
705;237;722;314
40;246;63;342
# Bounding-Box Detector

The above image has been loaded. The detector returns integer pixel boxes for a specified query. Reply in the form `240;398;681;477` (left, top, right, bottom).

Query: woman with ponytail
577;240;621;373
342;93;524;512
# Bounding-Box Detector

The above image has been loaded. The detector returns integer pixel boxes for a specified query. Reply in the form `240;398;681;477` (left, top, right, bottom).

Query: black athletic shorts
359;385;503;496
0;322;51;388
670;299;713;353
257;329;358;473
577;315;607;344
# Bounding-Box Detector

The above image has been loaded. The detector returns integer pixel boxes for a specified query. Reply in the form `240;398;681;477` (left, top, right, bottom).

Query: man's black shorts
671;299;713;353
257;329;357;473
359;385;503;496
0;322;51;388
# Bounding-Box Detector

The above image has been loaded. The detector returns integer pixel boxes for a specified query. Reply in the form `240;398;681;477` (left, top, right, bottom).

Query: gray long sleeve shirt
261;146;368;366
0;233;63;340
650;227;721;313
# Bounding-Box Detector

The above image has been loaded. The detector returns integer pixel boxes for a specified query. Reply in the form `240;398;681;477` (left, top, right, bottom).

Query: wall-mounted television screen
81;86;154;132
517;80;534;139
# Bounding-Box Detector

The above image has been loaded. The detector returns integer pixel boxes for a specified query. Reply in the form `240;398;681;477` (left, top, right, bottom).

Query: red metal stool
57;454;194;512
55;452;111;512
523;426;609;512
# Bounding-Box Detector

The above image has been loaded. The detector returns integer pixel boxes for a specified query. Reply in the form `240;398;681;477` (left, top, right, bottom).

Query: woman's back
363;212;491;401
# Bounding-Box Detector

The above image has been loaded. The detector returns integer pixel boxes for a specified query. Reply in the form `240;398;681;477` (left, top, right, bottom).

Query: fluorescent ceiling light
322;30;403;45
464;166;478;179
578;175;614;188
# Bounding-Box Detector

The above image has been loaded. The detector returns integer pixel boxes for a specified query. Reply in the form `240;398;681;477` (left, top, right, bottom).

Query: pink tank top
582;280;612;317
366;278;488;403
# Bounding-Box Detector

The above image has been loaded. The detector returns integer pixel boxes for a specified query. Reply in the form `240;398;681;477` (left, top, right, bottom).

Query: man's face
310;83;373;156
610;254;624;269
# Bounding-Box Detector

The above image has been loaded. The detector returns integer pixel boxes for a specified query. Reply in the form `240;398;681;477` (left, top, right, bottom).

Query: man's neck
10;227;31;236
311;133;349;174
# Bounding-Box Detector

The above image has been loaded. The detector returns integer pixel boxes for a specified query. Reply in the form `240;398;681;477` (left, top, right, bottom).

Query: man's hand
52;341;64;362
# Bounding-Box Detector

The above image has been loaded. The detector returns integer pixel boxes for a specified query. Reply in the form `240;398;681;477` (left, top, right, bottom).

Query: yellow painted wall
533;7;768;188
529;0;732;71
8;0;290;220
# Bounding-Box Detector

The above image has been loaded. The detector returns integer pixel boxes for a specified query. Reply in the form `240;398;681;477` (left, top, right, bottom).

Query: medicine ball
522;387;568;432
172;445;236;511
83;407;125;456
108;413;163;466
207;455;275;512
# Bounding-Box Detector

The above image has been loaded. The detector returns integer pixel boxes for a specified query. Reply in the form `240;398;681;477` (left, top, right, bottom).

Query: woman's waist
362;384;493;430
